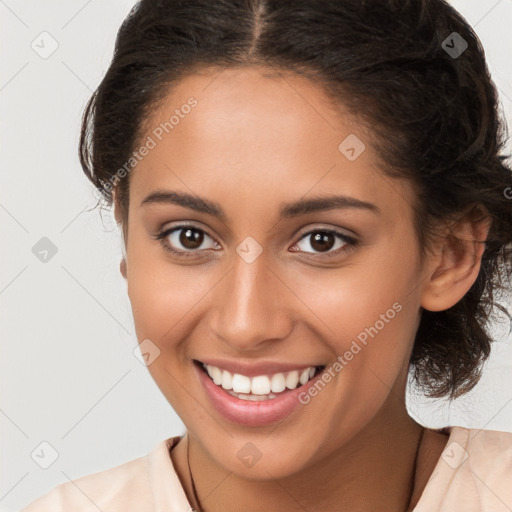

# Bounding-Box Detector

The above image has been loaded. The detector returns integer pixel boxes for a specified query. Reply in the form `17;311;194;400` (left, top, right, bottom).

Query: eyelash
154;223;358;259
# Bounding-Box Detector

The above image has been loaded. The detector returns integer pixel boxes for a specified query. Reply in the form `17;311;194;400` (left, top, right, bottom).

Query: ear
420;206;492;312
112;187;128;280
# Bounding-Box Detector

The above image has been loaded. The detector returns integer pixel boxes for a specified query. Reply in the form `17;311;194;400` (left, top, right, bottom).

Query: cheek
288;240;420;388
294;233;418;331
300;276;414;379
125;225;201;340
297;279;418;440
127;258;218;344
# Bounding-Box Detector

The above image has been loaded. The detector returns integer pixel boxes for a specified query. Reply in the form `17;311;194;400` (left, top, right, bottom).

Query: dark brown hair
79;0;512;399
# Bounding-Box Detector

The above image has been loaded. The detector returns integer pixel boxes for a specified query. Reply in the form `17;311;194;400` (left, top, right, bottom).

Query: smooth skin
114;65;490;511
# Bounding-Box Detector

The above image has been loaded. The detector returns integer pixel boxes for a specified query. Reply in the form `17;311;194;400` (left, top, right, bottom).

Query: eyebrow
140;189;380;219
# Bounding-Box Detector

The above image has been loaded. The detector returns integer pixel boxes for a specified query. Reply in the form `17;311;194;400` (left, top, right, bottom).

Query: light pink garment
21;426;512;511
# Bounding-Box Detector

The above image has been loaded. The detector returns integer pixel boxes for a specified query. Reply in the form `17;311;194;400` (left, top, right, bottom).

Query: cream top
21;426;512;511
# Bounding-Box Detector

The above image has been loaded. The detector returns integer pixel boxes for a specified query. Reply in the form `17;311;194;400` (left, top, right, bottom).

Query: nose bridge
210;250;292;350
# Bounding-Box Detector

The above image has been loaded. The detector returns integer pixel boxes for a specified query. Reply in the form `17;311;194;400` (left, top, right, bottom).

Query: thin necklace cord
185;427;425;512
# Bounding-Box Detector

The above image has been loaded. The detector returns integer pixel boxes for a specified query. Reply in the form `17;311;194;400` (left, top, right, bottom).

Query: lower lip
195;363;324;427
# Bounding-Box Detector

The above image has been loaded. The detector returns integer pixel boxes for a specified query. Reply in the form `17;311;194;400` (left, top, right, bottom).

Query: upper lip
196;358;324;377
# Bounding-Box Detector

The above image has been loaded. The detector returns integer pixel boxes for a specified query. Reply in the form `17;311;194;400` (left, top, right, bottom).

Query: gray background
1;1;511;510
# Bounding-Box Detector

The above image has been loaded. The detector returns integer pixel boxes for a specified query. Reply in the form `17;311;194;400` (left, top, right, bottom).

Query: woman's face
121;65;430;478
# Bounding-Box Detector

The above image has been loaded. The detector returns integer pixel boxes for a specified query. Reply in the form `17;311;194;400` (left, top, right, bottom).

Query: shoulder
446;425;512;472
20;438;176;512
466;424;512;451
415;426;512;511
463;426;512;487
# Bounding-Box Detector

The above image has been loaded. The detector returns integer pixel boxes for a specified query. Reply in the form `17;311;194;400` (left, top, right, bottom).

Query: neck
172;395;427;512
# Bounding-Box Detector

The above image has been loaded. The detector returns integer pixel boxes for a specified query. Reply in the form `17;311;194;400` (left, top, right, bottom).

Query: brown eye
156;224;219;257
179;227;204;249
293;229;357;257
310;232;336;252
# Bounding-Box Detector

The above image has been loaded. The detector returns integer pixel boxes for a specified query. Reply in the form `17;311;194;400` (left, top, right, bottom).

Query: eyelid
158;220;219;242
294;224;358;241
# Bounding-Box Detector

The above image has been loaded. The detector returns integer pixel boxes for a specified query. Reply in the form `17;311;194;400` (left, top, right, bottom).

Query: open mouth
194;360;326;401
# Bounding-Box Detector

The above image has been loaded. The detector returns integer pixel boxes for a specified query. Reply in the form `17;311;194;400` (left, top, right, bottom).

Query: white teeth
270;373;286;393
202;363;320;396
285;370;299;389
212;367;223;385
221;370;232;390
227;390;278;401
251;375;271;395
232;374;251;394
299;368;310;385
206;365;223;385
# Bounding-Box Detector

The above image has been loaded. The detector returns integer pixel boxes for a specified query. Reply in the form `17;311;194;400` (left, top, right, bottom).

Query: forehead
129;65;415;221
140;65;351;159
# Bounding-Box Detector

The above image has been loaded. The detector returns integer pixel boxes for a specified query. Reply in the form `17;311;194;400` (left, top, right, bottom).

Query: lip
194;361;325;427
197;357;320;377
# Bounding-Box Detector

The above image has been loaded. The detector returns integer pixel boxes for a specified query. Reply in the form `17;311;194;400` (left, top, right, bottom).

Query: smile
200;362;323;400
194;359;327;426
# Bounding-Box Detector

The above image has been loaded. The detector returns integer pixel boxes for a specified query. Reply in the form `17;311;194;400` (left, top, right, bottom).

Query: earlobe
113;187;128;279
420;207;491;312
120;258;127;279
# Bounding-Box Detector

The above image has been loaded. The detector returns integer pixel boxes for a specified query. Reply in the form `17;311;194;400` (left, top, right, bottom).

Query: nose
209;250;293;352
